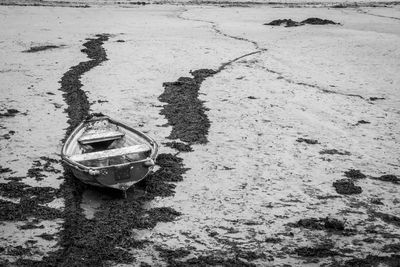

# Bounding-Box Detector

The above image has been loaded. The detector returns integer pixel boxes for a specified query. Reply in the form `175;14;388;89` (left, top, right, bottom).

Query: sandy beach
0;1;399;266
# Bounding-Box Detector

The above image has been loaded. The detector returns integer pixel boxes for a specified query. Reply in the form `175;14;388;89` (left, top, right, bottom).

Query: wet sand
1;2;400;266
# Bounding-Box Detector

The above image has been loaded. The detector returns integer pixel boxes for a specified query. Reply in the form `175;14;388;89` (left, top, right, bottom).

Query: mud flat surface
1;3;400;266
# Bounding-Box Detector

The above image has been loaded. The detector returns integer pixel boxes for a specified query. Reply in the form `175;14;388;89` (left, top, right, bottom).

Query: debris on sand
295;244;338;257
264;18;340;27
0;109;20;117
344;169;366;179
333;179;362;195
116;39;125;42
159;69;216;144
291;217;345;232
372;174;400;184
319;149;350;156
23;45;62;53
164;141;193;152
296;137;319;144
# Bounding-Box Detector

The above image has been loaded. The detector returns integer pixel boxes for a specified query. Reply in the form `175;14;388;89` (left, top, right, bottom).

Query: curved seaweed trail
60;34;110;134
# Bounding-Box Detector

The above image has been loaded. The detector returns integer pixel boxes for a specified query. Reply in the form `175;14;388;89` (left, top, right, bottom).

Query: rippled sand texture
1;4;399;266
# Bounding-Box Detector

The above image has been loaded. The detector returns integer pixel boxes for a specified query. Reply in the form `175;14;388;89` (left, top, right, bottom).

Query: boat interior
66;119;152;168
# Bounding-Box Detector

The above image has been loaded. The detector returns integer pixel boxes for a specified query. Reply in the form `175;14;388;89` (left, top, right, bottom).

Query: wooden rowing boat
61;114;158;195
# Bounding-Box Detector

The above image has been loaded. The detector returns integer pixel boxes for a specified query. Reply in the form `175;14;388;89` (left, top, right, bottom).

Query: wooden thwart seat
78;131;125;145
70;144;150;162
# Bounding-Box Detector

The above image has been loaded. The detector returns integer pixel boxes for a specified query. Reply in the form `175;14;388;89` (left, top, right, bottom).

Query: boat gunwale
61;116;159;172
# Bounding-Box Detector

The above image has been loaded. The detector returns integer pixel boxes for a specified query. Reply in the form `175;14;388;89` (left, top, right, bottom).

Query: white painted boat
61;114;158;195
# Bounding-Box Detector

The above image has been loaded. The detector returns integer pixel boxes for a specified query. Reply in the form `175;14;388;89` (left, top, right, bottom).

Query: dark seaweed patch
264;237;282;243
26;157;61;181
141;153;187;197
0;199;61;221
295;244;338;257
301;18;339;25
333;179;362;195
6;245;32;257
169;255;257;266
155;246;191;264
37;233;55;241
320;149;350;156
382;243;400;253
291;217;345;232
0;109;20;117
332;3;358;8
372;174;400;184
164;141;193;152
23;45;62;53
264;19;303;27
296;137;319;144
159;69;216;144
0;166;12;173
344;169;366;179
264;18;339;27
372;211;400;227
0;181;59;204
343;254;400;267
